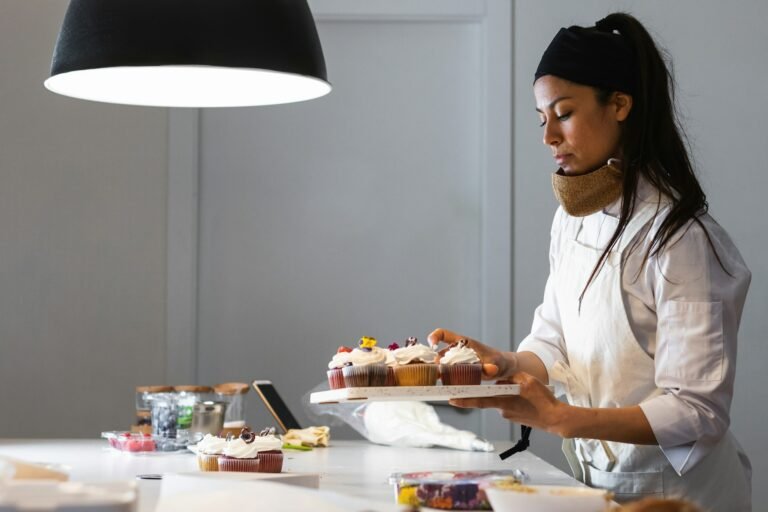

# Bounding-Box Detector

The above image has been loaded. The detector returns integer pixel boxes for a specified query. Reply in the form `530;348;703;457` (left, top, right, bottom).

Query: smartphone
251;380;302;433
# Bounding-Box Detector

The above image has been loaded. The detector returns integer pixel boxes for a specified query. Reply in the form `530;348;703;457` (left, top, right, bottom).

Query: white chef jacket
518;179;751;475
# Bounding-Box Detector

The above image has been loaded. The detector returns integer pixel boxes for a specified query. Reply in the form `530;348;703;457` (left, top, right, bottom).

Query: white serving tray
310;384;539;404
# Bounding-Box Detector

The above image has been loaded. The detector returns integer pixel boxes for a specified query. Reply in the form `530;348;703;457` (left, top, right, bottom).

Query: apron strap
499;425;532;460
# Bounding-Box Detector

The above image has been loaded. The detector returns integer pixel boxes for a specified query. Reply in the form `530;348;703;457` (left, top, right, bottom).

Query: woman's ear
613;92;633;122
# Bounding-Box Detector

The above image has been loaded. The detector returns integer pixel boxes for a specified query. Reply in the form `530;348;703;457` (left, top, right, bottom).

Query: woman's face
533;75;632;175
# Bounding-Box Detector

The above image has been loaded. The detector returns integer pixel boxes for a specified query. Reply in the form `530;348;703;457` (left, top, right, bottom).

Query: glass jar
213;382;249;431
135;385;173;430
149;392;179;439
191;401;228;436
173;385;213;432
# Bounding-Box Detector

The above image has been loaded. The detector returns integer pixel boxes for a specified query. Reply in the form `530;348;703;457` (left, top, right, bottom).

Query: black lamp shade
44;0;331;107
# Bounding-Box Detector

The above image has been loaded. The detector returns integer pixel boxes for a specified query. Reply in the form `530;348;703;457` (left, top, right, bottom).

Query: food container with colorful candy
389;469;528;510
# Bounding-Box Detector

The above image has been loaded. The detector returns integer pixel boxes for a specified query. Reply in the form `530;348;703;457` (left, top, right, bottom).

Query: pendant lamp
44;0;331;108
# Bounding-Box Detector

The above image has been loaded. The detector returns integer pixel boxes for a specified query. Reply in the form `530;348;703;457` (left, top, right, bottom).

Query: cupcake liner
439;364;452;385
327;368;346;390
443;363;482;385
256;450;284;473
342;364;387;387
385;367;396;386
218;456;260;472
394;363;438;386
197;453;220;472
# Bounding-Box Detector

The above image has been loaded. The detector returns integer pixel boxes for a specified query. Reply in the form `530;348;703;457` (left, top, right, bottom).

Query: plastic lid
136;385;174;393
173;385;214;393
389;470;527;486
213;382;250;395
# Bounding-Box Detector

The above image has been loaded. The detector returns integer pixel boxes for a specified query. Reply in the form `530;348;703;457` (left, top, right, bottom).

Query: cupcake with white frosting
384;342;399;386
218;427;284;473
194;433;228;471
392;337;439;386
341;337;388;387
439;339;482;385
327;347;352;389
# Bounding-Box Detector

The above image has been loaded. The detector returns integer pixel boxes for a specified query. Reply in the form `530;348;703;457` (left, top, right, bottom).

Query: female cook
430;12;752;510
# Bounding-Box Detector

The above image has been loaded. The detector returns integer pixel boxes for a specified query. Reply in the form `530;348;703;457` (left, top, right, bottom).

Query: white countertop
0;439;579;510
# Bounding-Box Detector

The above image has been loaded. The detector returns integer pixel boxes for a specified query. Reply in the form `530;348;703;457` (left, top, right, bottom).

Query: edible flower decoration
337;346;353;353
358;336;377;351
405;336;418;347
388;342;400;351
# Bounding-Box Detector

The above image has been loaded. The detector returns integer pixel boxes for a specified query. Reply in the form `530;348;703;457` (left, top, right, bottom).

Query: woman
430;12;752;510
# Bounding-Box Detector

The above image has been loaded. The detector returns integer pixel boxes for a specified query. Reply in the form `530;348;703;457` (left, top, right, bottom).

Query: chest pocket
658;300;724;382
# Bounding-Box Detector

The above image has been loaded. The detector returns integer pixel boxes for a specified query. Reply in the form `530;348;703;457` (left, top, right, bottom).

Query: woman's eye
538;118;546;127
556;112;571;121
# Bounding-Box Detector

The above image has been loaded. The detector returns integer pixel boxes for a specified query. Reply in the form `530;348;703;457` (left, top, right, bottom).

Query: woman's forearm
554;404;658;445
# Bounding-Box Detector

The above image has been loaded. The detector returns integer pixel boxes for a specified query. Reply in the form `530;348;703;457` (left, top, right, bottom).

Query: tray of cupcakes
310;337;546;404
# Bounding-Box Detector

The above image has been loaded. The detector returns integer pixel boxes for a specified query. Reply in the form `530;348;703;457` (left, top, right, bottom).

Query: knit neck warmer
551;160;623;217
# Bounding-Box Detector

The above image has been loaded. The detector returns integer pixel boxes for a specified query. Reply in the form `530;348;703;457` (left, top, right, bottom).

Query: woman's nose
542;121;561;147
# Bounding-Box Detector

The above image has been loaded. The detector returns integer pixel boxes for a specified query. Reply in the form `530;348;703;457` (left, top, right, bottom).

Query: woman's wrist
550;403;581;438
497;352;518;380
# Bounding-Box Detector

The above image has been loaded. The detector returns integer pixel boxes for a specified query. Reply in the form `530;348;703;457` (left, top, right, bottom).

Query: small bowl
485;484;611;512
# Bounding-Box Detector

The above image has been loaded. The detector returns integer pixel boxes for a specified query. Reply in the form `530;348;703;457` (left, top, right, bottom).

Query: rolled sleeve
642;218;751;475
517;273;568;382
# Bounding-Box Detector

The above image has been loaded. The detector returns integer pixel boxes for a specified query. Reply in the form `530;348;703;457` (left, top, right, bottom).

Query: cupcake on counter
194;433;228;471
218;427;284;473
327;346;353;389
392;337;439;386
439;339;482;385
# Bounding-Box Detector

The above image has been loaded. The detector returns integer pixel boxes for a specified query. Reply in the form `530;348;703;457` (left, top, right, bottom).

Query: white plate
310;384;550;404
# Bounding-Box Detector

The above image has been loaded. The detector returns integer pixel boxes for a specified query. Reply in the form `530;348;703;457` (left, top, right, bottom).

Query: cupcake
327;346;353;389
385;343;399;386
439;339;482;385
194;433;228;471
341;337;388;387
218;427;283;473
392;337;439;386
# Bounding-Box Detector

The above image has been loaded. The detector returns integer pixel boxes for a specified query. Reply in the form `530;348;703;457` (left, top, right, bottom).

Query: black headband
534;18;636;95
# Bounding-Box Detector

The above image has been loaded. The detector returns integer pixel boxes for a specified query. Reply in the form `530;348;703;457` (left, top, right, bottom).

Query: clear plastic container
173;385;213;431
388;470;528;510
213;382;249;430
101;431;200;453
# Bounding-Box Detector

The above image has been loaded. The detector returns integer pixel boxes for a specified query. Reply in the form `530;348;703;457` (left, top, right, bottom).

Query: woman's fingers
449;396;516;409
482;363;500;379
428;328;458;348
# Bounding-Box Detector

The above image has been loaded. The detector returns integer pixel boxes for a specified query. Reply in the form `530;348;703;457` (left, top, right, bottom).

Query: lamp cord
499;425;532;460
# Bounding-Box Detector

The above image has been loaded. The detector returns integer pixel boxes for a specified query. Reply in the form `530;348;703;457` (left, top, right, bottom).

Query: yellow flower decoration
358;336;377;349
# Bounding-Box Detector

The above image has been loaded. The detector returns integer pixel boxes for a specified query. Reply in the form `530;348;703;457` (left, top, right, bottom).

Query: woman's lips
555;154;571;165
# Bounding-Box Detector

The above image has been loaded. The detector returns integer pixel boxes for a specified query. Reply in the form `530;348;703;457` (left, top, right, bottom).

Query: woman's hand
449;372;569;436
428;328;518;381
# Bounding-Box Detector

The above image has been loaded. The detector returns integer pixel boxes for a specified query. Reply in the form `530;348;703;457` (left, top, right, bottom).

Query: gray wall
513;0;768;501
0;1;168;436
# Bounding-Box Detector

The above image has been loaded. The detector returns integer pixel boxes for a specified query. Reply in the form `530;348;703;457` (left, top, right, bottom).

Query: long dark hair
579;12;729;306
